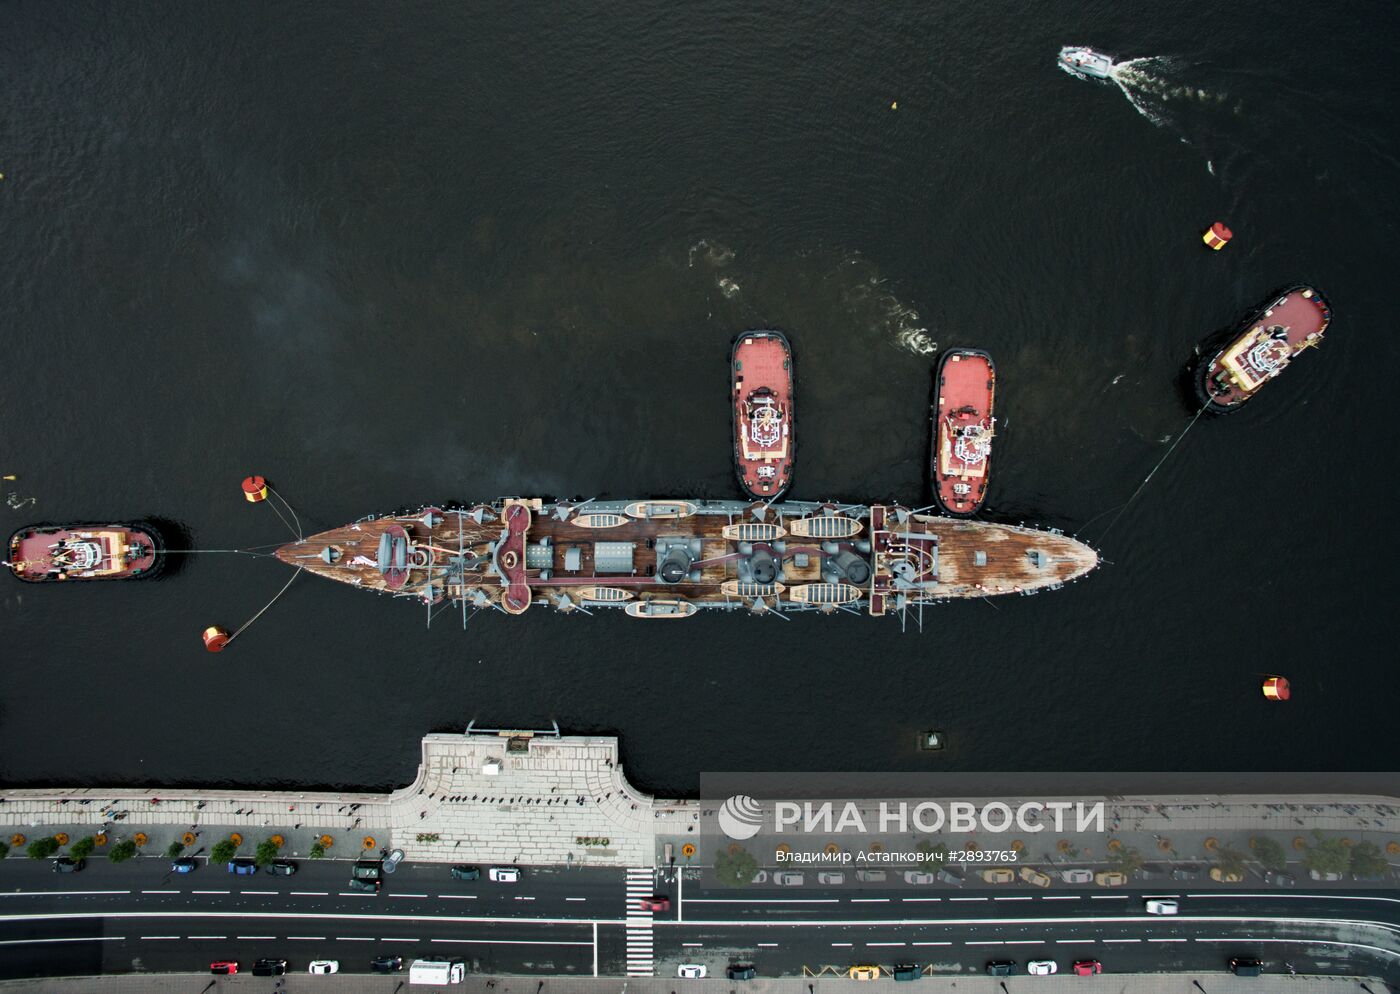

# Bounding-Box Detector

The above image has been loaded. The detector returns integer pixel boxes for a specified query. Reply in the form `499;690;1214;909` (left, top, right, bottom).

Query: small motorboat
1058;46;1115;79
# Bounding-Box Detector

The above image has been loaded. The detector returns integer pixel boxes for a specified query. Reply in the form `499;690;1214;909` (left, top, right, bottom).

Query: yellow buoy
890;101;898;110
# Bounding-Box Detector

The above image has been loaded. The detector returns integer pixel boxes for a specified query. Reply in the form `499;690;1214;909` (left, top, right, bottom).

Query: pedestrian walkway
624;866;656;976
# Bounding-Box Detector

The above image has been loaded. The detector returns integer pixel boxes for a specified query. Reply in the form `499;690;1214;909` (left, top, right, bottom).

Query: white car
750;870;769;884
817;871;845;885
1308;869;1343;881
1027;960;1058;976
1060;868;1094;883
1145;898;1179;915
488;866;521;883
308;960;340;975
903;870;936;884
773;871;805;886
678;964;708;979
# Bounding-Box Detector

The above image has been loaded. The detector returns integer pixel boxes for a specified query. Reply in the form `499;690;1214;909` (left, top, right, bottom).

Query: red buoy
241;476;268;503
1202;221;1233;251
202;625;231;652
1262;676;1290;701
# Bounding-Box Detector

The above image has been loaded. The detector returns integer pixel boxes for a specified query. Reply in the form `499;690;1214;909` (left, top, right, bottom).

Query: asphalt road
0;857;1396;983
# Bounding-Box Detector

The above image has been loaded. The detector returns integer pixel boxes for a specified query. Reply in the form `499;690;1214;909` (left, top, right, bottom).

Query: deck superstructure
275;499;1097;621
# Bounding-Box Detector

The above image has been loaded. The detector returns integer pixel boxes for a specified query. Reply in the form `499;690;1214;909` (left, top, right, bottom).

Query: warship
275;498;1097;622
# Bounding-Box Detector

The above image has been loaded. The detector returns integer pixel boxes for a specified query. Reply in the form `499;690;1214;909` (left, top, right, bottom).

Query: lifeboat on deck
732;330;794;499
932;349;996;517
624;599;697;619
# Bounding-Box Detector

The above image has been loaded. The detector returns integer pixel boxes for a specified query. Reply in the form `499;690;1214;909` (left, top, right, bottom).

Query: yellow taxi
1019;866;1053;888
1094;870;1127;887
1210;866;1245;883
849;966;882;981
980;867;1017;884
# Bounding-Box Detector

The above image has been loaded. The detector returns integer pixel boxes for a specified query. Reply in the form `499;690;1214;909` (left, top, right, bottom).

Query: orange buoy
1262;676;1291;701
202;626;231;652
1202;221;1233;250
241;475;269;503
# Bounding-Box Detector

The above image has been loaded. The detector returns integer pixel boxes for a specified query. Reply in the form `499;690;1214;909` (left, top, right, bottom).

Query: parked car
639;895;670;912
1028;960;1058;976
1060;868;1094;884
1171;863;1203;881
891;963;921;982
678;964;707;979
985;960;1016;977
352;860;383;881
1138;863;1170;880
210;962;239;975
488;866;521;883
1263;870;1296;887
817;871;846;885
1308;869;1343;882
1072;960;1102;976
228;859;258;876
1229;957;1264;977
727;964;757;981
267;860;297;876
1019;867;1052;888
749;870;769;884
935;868;964;887
347;877;380;893
382;849;404;873
1145;899;1179;915
51;858;84;873
1210;866;1245;883
903;870;936;885
308;960;340;974
981;867;1016;884
450;865;481;881
1094;870;1127;887
171;858;197;874
855;869;887;883
370;955;403;973
252;959;287;977
848;965;881;981
773;871;805;886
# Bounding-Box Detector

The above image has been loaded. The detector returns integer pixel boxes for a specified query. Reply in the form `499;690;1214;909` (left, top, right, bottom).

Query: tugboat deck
1201;286;1330;409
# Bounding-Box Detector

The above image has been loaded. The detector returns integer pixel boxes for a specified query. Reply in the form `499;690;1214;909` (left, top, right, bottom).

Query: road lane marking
513;896;536;901
948;897;986;902
1187;892;1400;905
291;891;329;897
237;936;275;940
566;897;587;902
1194;936;1400;960
1055;939;1096;944
141;936;179;940
390;894;428;899
683;898;839;904
382;938;417;942
757;943;779;947
1148;938;1187;943
1004;940;1042;945
912;941;951;946
900;897;941;903
1089;894;1129;899
142;890;178;895
243;891;276;896
1041;896;1080;901
850;898;890;903
0;896;128;901
338;936;374;941
830;942;853;947
994;897;1033;901
0;937;125;945
192;890;229;895
966;940;1002;946
288;935;326;940
187;935;226;940
338;892;377;897
430;938;592;946
682;943;704;947
867;942;905;947
1103;938;1141;943
438;894;477;900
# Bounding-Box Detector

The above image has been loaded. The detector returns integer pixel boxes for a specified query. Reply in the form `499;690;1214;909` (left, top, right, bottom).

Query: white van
409;958;466;985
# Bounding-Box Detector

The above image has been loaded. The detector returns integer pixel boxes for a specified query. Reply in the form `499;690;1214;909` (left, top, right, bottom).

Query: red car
1072;960;1102;976
210;961;239;975
639;895;671;912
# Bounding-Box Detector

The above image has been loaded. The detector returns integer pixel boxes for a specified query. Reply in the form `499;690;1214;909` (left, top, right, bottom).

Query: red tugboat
931;349;996;517
732;330;793;499
1196;285;1331;413
7;522;163;582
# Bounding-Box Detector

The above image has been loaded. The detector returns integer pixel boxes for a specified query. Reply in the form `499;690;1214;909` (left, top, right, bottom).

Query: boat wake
1110;56;1238;129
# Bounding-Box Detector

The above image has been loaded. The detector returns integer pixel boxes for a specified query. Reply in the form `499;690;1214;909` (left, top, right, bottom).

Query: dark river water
2;1;1397;795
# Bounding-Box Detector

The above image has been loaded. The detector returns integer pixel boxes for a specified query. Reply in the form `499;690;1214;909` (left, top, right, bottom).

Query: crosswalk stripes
625;867;656;976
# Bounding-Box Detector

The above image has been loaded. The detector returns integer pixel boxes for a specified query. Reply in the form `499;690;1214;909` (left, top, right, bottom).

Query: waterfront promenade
0;730;1397;871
